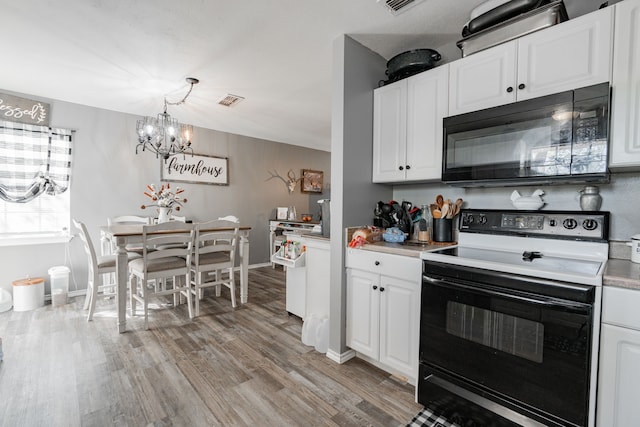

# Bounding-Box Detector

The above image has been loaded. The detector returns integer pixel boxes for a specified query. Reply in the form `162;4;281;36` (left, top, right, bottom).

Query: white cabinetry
304;236;330;319
373;65;448;183
449;6;613;116
345;249;421;381
597;286;640;426
610;0;640;168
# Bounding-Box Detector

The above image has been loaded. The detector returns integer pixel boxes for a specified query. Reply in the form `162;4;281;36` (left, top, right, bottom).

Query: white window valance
0;120;73;203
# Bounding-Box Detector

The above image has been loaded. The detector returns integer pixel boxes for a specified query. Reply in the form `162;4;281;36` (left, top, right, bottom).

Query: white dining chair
128;221;194;329
189;219;240;316
103;215;153;255
73;219;140;321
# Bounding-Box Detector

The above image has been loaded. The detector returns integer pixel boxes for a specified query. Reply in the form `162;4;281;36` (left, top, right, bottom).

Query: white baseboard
326;348;356;364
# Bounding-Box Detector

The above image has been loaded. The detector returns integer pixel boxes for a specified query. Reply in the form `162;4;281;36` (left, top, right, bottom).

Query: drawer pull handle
373;285;378;290
374;261;380;266
380;287;385;292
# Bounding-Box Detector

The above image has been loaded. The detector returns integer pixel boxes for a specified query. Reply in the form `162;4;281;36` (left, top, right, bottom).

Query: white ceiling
2;0;606;152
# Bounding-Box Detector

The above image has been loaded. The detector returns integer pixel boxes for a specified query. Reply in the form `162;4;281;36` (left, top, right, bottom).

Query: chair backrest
108;215;152;226
73;219;98;273
193;219;240;269
217;215;240;223
140;221;195;273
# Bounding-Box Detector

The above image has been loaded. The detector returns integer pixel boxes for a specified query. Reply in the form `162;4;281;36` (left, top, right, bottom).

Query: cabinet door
516;6;613;101
448;41;517;115
378;275;420;380
346;268;379;359
304;240;330;318
610;0;640;168
597;324;640;426
373;80;407;183
405;65;449;182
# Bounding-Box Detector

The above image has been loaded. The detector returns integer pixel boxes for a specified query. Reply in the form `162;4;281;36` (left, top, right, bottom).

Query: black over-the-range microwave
441;82;610;187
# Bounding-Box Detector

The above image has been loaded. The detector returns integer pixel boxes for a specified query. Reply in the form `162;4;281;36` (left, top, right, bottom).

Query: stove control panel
460;209;609;241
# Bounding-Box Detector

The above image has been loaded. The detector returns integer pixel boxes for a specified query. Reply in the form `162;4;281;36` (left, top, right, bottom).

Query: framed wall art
161;153;229;186
301;169;323;193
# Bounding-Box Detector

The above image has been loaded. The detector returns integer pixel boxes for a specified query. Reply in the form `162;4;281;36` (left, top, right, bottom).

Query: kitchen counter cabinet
597;285;640;426
345;248;421;383
449;6;613;115
304;235;330;319
610;0;640;169
276;233;331;320
372;64;448;183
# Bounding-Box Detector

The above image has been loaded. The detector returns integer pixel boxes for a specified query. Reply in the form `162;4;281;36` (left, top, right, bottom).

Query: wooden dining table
100;223;251;333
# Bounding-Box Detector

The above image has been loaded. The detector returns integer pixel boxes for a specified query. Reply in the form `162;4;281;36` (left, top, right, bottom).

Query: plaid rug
406;407;460;427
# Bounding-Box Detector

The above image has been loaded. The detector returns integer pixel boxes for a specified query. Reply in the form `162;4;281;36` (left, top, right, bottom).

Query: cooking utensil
436;195;444;208
385;49;442;80
441;203;450;219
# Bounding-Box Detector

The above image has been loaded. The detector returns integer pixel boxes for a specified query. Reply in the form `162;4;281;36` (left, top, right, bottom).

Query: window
0;120;73;243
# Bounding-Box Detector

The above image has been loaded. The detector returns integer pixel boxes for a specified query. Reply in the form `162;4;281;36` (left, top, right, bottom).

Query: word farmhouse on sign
162;153;229;186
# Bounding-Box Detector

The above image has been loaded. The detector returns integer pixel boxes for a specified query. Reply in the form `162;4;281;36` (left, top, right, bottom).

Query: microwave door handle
423;275;590;313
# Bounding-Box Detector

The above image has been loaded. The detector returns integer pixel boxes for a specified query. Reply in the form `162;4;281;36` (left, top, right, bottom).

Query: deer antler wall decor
265;169;302;194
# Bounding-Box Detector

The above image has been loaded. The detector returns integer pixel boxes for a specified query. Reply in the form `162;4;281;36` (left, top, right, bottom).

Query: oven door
419;261;595;427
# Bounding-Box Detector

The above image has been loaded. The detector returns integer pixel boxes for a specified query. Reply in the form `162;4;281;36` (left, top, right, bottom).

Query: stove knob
479;215;487;224
465;215;474;224
583;219;598;231
549;219;557;227
563;218;578;229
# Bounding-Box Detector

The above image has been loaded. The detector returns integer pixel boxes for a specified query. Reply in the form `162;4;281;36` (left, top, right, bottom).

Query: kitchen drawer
602;286;640;331
346;248;421;283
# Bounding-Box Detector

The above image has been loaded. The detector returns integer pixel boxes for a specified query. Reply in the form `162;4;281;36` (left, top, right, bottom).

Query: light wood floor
0;266;421;426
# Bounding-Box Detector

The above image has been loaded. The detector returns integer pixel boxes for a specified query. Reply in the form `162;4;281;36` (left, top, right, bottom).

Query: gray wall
0;92;330;296
329;35;390;356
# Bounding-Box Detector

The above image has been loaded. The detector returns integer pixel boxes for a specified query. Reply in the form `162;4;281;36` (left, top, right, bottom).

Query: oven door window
446;300;544;364
421;278;592;426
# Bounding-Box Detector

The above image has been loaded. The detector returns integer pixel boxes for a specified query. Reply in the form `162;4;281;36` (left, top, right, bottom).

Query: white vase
157;207;172;223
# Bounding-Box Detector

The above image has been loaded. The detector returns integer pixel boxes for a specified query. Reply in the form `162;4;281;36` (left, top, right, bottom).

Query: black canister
433;218;453;242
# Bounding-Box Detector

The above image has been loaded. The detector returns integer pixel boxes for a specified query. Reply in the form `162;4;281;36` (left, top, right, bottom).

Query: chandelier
135;77;199;161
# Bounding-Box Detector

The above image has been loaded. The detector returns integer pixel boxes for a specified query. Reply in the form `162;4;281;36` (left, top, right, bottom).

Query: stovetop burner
422;209;610;286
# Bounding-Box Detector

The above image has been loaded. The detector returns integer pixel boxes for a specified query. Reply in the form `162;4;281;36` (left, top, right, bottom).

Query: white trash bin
48;266;70;307
12;277;45;311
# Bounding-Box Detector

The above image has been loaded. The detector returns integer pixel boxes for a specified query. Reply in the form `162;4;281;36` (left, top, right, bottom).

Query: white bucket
12;277;45;311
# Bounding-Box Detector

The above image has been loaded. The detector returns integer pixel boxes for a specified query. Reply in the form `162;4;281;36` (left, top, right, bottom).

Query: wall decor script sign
0;93;50;126
161;153;229;186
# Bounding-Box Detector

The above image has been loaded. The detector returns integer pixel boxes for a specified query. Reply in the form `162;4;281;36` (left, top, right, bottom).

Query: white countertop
604;259;640;290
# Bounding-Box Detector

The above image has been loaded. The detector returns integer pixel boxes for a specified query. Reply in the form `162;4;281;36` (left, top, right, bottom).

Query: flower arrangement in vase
141;183;187;223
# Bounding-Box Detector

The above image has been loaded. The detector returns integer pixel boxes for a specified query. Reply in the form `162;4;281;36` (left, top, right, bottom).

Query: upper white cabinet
597;286;640;426
373;64;449;183
610;0;640;168
449;40;518;115
449;6;613;116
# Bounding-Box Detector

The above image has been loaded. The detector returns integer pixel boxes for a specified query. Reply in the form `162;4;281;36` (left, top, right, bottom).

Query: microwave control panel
459;209;608;241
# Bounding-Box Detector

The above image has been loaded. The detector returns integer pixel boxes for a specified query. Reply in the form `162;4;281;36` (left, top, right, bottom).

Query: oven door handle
423;275;592;312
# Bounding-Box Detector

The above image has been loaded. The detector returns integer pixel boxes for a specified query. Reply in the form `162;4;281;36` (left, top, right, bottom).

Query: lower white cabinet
345;249;421;381
597;286;640;426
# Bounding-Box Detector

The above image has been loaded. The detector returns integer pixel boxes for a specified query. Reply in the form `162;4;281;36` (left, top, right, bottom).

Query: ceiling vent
217;94;244;107
378;0;425;15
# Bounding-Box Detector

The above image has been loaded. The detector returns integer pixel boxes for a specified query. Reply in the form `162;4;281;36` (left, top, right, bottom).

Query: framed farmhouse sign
0;92;50;126
161;153;229;186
